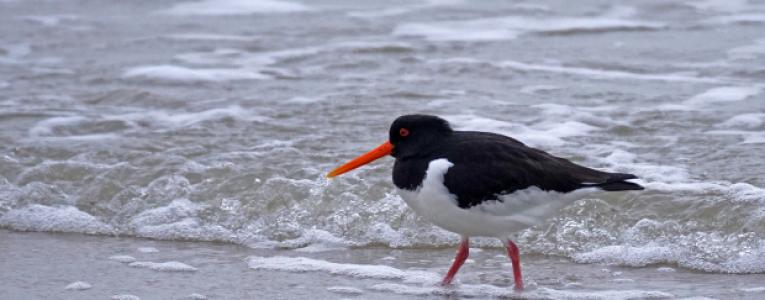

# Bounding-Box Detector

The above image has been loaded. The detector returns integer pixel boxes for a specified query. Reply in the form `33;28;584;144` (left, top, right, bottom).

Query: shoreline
3;229;765;299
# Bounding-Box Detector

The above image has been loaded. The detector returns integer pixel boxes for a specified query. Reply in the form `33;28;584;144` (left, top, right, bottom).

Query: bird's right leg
441;237;469;285
505;239;524;290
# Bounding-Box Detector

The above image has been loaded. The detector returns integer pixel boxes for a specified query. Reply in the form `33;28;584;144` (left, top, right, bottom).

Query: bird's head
327;114;452;178
389;114;452;158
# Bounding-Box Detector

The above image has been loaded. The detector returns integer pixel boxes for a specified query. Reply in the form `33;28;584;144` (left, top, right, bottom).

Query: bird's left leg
441;237;469;285
505;239;524;290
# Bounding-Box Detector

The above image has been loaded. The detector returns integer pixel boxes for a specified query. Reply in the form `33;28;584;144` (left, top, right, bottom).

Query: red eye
399;128;410;137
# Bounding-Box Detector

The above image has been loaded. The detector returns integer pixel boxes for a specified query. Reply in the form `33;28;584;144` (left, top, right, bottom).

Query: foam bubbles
718;113;765;129
64;281;92;290
728;39;765;60
164;33;252;42
371;283;674;299
287;229;349;252
446;114;600;148
19;15;79;27
574;245;675;267
247;256;440;283
0;204;113;234
112;294;140;300
687;0;751;12
161;0;310;16
326;286;364;295
109;255;137;263
129;261;198;272
684;86;762;106
0;43;31;64
706;14;765;25
394;15;665;42
498;60;716;83
137;247;159;253
129;199;235;242
122;65;269;83
347;0;461;18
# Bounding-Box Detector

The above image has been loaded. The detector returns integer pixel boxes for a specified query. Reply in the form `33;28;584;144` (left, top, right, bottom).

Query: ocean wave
3;105;765;274
393;15;665;42
160;0;311;16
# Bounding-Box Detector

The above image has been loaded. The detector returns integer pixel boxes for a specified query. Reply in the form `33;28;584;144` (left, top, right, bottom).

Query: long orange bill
327;141;393;178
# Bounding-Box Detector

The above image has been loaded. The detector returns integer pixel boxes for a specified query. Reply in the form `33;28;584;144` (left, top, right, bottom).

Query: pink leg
441;238;470;285
506;240;524;290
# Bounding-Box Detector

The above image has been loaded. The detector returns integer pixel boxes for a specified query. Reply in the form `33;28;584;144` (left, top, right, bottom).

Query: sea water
1;0;764;299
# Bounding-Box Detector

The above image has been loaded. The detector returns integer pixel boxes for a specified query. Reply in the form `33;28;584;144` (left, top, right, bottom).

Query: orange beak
327;141;393;178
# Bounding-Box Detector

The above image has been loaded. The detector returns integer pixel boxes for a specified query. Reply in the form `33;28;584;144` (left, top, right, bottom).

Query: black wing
442;131;642;208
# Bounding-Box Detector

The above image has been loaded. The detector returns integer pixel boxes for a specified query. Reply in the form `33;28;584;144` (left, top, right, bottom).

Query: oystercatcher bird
327;114;643;290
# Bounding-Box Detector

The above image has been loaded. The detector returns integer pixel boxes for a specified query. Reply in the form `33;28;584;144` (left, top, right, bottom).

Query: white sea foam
656;267;676;272
687;0;751;12
520;85;560;94
727;39;765;60
717;113;765;129
122;65;269;83
706;14;765;25
446;114;600;148
0;43;31;64
137;247;159;253
28;116;88;137
279;229;350;252
186;294;207;300
162;0;310;16
740;287;765;292
394;15;665;41
706;127;765;144
326;286;364;295
574;245;675;267
542;288;675;299
511;3;550;12
24;106;271;139
112;294;140;300
684;86;761;106
285;96;323;104
571;213;765;274
124;106;267;129
0;204;113;234
109;255;137;263
175;41;413;69
347;0;461;18
19;15;79;27
498;60;717;83
371;283;673;299
164;33;253;42
247;256;441;283
129;199;235;242
129;261;198;272
643;181;765;203
64;281;92;291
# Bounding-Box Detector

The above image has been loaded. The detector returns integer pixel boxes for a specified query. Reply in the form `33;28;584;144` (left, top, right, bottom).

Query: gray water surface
1;0;765;298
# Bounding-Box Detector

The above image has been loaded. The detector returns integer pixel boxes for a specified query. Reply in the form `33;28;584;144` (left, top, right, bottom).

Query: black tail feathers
586;172;644;191
597;180;644;191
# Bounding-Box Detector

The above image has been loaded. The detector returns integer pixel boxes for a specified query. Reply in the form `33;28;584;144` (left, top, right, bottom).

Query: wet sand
2;229;764;299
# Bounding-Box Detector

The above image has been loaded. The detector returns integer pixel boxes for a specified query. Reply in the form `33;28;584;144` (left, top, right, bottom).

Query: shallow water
1;0;764;298
4;230;765;299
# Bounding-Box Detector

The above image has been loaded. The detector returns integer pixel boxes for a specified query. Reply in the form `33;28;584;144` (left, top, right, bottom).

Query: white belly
397;159;592;238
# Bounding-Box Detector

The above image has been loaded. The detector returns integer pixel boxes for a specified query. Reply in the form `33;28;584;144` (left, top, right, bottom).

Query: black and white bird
327;114;643;290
